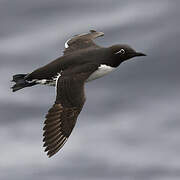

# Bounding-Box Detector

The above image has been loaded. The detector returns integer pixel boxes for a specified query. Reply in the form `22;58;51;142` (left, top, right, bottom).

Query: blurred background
1;0;180;179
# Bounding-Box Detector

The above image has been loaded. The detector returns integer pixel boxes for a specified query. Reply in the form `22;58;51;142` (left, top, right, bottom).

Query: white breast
86;64;116;82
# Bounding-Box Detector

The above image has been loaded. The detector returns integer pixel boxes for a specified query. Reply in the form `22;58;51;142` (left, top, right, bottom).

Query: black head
110;44;146;63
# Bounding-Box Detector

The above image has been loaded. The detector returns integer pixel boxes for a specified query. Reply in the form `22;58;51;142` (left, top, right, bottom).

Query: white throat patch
86;64;116;82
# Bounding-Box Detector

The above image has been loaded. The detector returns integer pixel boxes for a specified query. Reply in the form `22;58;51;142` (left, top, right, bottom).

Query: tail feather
11;74;36;92
12;74;27;83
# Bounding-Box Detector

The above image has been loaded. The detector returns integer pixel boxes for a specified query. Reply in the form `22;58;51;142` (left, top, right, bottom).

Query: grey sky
0;0;180;180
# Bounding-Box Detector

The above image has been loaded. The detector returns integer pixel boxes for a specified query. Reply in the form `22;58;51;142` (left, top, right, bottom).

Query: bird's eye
115;49;125;55
119;49;125;54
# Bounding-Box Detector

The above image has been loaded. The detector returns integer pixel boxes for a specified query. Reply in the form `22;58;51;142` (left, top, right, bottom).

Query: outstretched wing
64;30;104;55
43;63;98;157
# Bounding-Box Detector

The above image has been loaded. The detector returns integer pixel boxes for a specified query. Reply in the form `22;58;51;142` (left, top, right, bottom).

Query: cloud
1;0;180;180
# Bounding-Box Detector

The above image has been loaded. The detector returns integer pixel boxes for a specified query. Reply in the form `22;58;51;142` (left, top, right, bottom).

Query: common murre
11;30;146;157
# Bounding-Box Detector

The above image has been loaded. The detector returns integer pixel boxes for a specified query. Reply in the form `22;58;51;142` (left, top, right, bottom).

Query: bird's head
110;44;146;62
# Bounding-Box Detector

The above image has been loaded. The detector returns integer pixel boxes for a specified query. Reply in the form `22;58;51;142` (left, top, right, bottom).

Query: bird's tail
11;74;36;92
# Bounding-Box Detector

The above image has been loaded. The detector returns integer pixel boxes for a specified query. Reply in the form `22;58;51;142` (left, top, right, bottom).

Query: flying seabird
11;30;146;157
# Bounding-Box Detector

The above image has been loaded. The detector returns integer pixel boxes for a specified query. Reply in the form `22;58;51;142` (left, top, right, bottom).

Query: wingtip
89;30;104;36
48;153;53;158
43;147;55;158
90;30;97;33
44;150;53;158
10;85;17;92
44;147;49;152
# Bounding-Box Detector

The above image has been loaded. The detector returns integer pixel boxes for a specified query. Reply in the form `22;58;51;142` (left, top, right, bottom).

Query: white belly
86;64;116;82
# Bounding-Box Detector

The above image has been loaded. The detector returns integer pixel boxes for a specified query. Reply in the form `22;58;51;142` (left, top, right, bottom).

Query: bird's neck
110;56;123;67
104;46;123;67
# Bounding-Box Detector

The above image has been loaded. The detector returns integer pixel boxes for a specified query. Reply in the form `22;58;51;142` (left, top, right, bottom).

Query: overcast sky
0;0;180;180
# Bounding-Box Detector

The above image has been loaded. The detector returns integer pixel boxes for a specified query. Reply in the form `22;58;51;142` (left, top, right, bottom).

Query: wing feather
43;63;98;157
64;30;104;55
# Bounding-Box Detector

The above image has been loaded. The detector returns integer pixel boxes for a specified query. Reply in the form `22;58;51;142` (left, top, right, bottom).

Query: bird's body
11;30;146;157
26;47;115;85
26;47;121;85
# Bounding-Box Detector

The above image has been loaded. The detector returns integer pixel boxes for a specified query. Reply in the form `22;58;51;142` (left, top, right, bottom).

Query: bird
11;30;146;158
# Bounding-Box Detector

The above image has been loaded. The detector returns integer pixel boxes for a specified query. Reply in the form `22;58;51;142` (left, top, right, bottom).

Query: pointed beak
135;52;147;57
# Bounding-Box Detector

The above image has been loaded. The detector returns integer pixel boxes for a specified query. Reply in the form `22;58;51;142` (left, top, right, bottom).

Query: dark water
1;0;180;179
